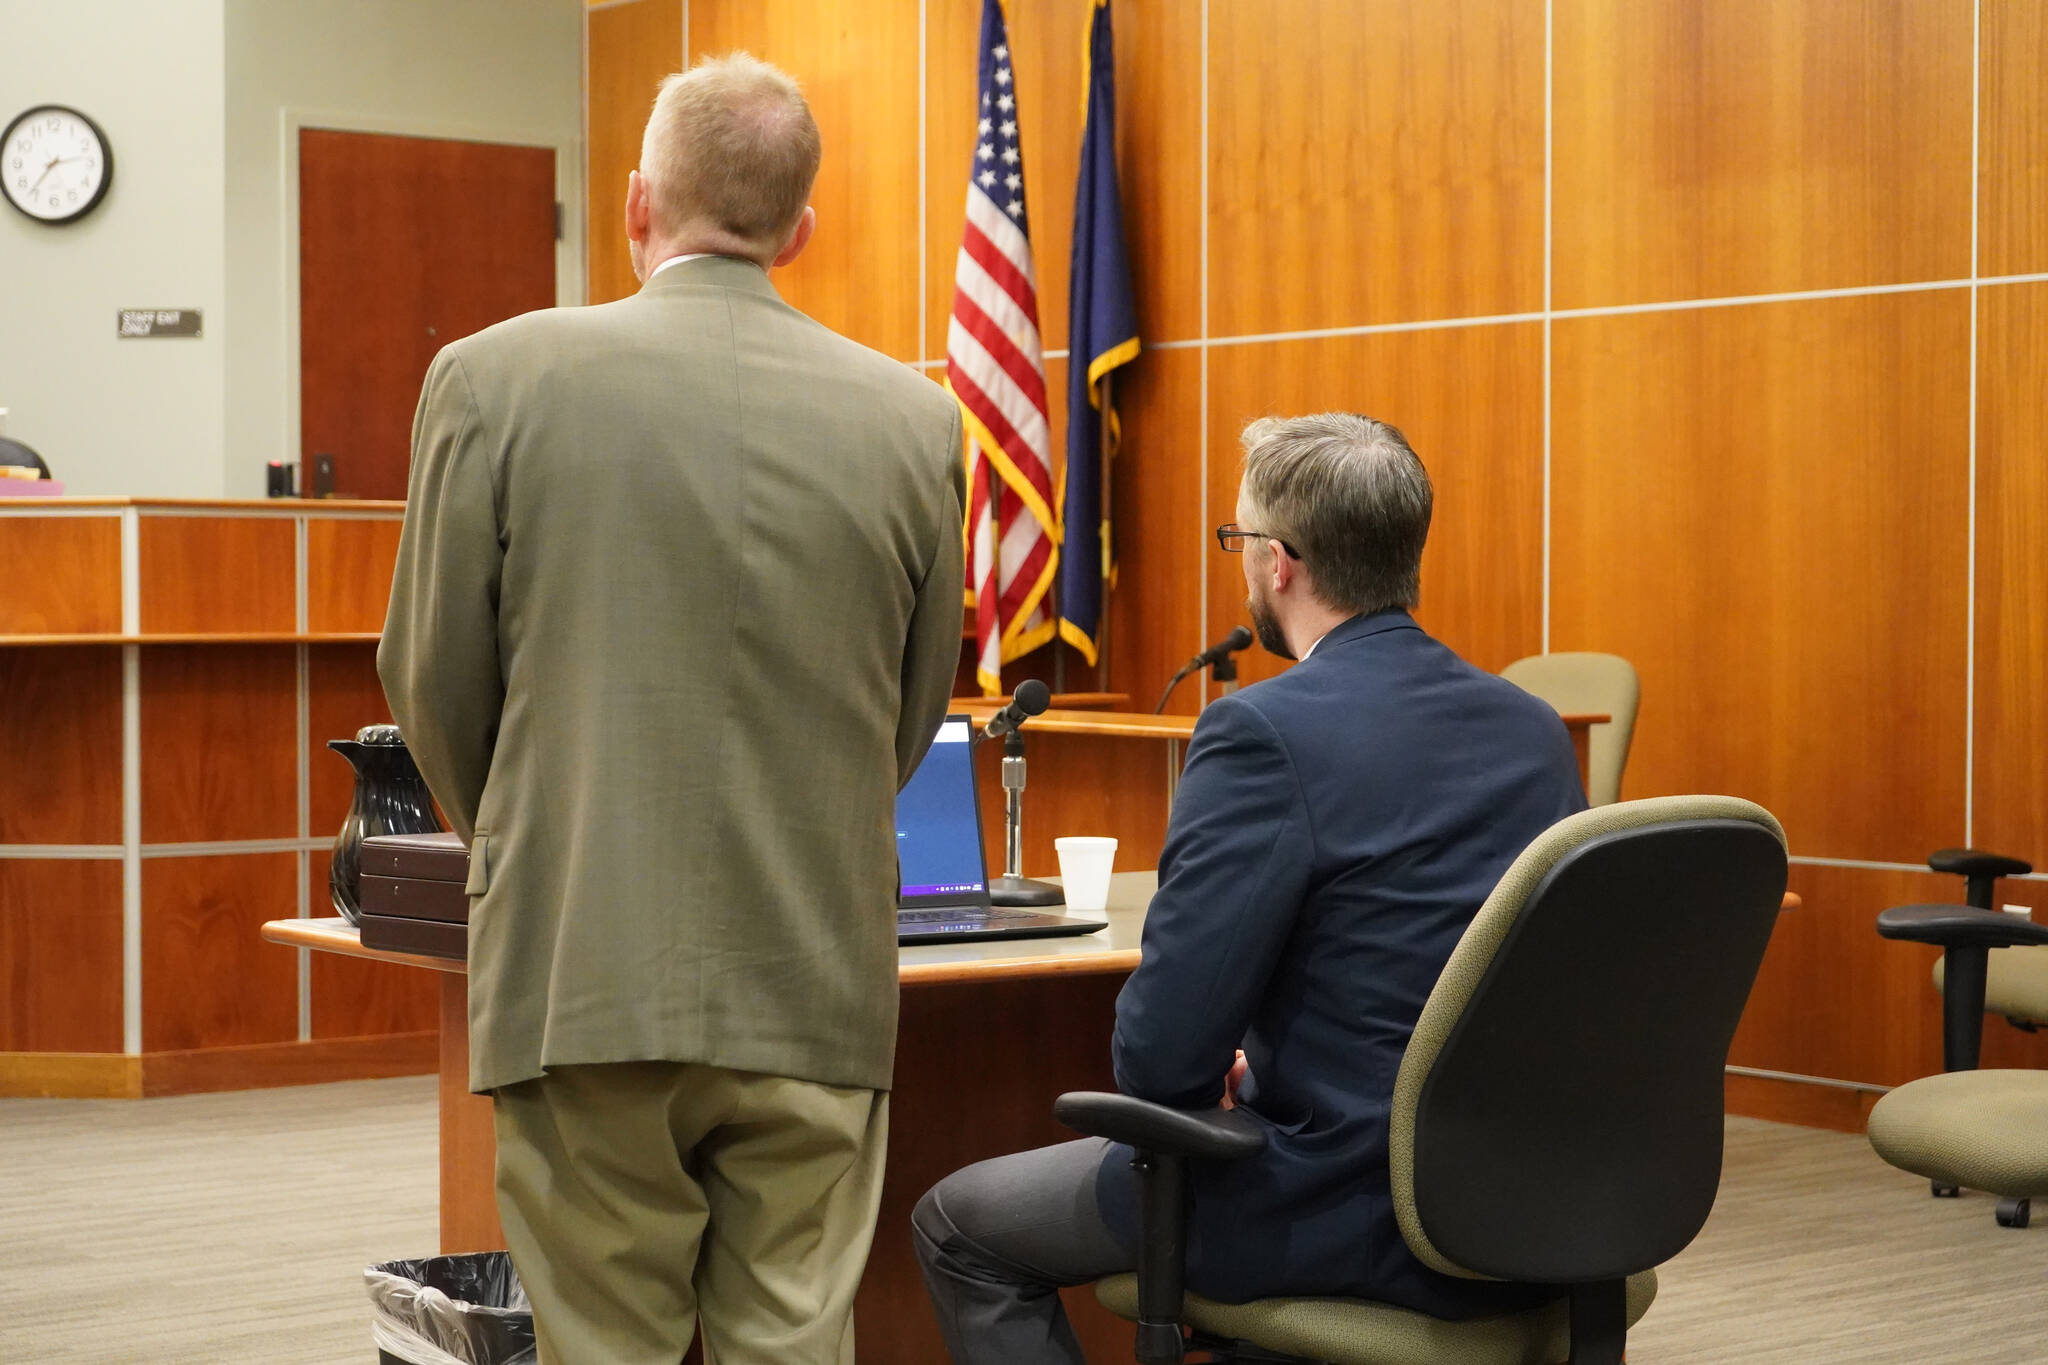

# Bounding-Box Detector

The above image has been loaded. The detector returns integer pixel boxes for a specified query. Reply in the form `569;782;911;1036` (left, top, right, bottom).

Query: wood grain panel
1208;0;1544;336
1731;864;2048;1091
1553;0;1973;307
140;1032;435;1096
871;974;1132;1363
139;646;299;844
1980;0;2048;276
137;516;296;634
0;1052;138;1099
309;643;395;837
1206;325;1544;691
0;515;120;634
587;0;682;305
305;517;401;634
1108;0;1201;345
141;853;300;1052
308;849;438;1038
973;730;1176;879
1972;282;2048;867
691;1;920;359
1551;293;1969;861
0;648;121;845
300;129;559;500
1103;347;1202;715
439;974;505;1254
1723;1072;1879;1135
0;859;124;1051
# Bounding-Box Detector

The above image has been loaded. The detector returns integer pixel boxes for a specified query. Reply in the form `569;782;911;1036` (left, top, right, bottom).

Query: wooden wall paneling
305;517;402;634
137;516;296;635
141;853;300;1052
307;849;438;1038
139;646;300;844
1550;293;1970;862
1109;0;1202;346
1730;864;2048;1091
0;859;124;1051
973;731;1175;879
691;1;921;360
0;515;121;634
874;975;1130;1363
1979;0;2048;276
587;0;683;306
1104;347;1203;716
1972;282;2048;867
309;643;396;837
1552;0;1973;308
1205;325;1545;691
0;647;122;844
140;1032;435;1096
1207;0;1544;336
926;0;1086;359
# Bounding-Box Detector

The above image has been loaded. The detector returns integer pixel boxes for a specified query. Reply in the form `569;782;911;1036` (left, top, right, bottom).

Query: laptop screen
896;717;989;904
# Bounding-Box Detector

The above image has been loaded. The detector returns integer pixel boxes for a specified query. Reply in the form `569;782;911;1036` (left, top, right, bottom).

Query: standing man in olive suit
380;53;966;1365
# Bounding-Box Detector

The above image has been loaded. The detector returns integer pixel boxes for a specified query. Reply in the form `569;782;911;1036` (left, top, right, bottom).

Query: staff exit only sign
117;309;202;338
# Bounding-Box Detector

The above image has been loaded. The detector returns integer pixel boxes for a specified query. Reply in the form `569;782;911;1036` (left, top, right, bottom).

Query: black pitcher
329;724;443;925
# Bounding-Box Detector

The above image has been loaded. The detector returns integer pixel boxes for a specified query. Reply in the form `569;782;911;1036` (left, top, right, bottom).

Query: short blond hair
639;52;821;256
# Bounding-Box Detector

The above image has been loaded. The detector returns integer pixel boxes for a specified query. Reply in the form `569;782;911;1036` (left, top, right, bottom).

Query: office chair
1499;653;1638;806
1057;796;1788;1364
1869;849;2048;1225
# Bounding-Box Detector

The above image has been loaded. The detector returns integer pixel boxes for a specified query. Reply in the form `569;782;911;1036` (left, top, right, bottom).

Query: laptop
896;715;1110;945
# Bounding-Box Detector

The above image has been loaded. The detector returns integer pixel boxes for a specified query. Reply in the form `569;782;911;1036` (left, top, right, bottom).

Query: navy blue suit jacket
1098;610;1587;1313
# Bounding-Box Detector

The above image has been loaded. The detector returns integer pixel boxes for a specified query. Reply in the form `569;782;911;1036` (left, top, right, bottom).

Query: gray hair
1238;412;1433;615
639;53;821;257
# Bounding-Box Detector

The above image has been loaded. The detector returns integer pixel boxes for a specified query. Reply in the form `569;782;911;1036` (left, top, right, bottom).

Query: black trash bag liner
366;1251;535;1365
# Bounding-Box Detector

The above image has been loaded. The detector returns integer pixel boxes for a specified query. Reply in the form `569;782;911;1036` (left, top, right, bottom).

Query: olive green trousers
493;1061;888;1365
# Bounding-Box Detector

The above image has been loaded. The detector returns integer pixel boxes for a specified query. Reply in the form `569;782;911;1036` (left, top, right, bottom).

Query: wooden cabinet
0;498;435;1098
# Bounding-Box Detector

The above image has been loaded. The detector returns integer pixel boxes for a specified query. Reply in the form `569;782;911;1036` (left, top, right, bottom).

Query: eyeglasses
1215;523;1301;559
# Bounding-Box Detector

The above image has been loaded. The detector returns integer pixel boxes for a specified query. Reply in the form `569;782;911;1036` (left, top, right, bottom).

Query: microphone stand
988;726;1065;907
1211;653;1240;696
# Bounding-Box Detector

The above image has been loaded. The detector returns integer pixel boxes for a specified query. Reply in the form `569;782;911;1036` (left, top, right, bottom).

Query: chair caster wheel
1931;1181;1961;1198
1995;1198;2031;1228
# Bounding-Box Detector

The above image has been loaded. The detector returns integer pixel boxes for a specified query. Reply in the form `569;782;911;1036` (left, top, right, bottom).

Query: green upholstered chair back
1390;797;1786;1285
1501;653;1640;806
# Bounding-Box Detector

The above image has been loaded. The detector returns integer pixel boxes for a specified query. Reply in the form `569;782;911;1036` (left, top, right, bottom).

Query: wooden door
299;129;557;501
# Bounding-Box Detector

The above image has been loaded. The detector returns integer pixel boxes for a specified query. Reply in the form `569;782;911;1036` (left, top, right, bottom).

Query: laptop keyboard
899;908;1047;925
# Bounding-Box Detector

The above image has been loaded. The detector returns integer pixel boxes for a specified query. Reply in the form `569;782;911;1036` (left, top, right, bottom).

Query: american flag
948;0;1059;695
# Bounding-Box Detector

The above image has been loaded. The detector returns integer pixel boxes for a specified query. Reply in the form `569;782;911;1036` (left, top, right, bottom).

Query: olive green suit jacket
379;256;966;1094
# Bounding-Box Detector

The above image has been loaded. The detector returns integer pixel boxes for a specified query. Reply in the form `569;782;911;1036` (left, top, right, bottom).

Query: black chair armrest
1928;848;2033;881
1053;1091;1269;1161
1877;904;2048;950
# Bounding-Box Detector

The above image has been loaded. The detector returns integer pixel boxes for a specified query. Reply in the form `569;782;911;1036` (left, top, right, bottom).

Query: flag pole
1097;369;1114;688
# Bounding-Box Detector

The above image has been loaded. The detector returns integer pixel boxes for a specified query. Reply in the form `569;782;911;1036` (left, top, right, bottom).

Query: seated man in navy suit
912;412;1589;1364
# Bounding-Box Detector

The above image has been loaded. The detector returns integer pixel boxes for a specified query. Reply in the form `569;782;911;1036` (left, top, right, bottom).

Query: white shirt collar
1298;631;1330;663
649;252;716;279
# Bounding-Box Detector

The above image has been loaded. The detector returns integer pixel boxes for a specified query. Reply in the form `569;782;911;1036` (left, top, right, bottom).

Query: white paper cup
1054;837;1119;919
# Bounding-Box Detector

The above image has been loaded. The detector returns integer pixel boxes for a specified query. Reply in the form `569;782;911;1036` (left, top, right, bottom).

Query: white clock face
4;106;112;224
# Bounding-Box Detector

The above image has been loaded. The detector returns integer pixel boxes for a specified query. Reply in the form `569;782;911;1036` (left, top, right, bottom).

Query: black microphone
1154;627;1254;713
980;679;1052;743
1192;626;1253;668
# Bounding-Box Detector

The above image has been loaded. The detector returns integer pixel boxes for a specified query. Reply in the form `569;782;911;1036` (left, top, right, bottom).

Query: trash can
366;1251;536;1365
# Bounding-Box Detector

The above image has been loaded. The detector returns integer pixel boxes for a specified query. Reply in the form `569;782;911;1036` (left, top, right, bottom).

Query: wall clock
3;105;114;225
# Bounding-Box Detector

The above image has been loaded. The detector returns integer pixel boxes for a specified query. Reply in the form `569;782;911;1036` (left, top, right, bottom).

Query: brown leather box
359;831;470;960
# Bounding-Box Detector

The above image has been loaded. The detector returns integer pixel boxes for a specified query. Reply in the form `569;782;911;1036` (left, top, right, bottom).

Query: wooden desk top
0;496;403;512
945;707;1610;742
261;871;1160;987
263;869;1794;986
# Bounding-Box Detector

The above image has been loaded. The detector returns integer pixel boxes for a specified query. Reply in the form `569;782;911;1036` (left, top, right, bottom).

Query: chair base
1931;1180;1961;1198
1995;1197;2031;1229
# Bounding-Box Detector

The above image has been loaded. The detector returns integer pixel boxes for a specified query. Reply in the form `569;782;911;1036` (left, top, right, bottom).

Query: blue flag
1059;0;1139;667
